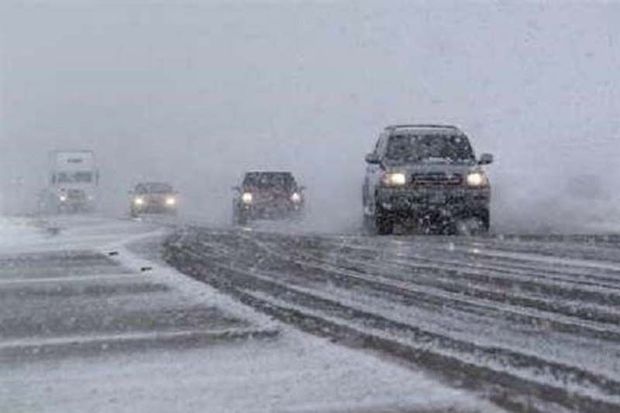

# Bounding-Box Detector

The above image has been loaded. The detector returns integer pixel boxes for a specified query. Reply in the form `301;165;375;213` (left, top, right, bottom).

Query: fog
1;0;619;233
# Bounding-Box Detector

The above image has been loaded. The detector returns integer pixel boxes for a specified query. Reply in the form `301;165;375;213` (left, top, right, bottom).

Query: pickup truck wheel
375;209;394;235
457;211;490;236
479;210;490;234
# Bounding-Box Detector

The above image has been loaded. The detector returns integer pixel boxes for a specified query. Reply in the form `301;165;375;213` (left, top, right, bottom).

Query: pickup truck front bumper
239;202;304;220
376;186;490;219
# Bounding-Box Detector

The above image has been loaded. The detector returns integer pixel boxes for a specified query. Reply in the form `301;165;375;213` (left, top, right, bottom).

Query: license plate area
427;191;447;205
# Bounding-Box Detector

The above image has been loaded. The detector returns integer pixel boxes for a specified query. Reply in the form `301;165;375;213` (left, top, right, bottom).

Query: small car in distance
129;182;179;217
232;171;305;225
363;124;493;235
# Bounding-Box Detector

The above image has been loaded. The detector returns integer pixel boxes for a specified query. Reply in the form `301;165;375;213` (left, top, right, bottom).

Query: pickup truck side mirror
365;153;381;164
479;153;493;165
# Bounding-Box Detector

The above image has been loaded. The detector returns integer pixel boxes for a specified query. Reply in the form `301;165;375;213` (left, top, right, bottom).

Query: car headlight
382;172;407;186
134;197;144;206
466;171;489;187
59;195;67;202
165;197;176;206
241;192;253;204
290;192;302;203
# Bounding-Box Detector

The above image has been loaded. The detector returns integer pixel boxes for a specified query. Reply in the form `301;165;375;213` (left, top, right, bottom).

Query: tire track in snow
164;227;620;413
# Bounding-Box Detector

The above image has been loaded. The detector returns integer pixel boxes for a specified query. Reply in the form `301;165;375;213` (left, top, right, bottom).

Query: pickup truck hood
383;160;478;175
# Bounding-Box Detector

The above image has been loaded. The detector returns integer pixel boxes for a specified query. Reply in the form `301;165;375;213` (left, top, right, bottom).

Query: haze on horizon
1;0;619;233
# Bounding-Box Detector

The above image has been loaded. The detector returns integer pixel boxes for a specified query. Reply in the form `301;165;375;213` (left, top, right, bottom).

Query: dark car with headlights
130;182;178;217
232;171;305;225
362;124;493;235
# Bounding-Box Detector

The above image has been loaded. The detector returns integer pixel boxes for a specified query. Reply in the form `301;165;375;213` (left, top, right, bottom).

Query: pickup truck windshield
243;173;295;190
140;183;173;193
386;134;475;163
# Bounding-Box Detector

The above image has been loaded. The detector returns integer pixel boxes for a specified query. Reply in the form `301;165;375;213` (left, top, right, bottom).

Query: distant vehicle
363;124;493;235
232;171;305;225
129;182;178;217
42;150;99;213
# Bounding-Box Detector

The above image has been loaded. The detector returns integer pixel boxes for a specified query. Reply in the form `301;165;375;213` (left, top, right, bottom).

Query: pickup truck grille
411;172;462;186
66;189;87;200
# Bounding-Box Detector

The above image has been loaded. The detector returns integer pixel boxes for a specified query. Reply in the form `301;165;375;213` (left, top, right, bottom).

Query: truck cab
44;150;99;213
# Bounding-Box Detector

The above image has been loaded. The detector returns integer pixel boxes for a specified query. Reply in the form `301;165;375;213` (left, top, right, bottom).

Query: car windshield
385;134;475;163
243;173;295;190
142;183;173;193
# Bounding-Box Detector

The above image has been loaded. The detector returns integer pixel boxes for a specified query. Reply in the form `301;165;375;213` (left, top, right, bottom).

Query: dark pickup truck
362;124;493;235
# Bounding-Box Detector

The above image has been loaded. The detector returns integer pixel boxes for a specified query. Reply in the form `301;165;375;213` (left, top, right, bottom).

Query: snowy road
165;225;620;413
0;216;501;413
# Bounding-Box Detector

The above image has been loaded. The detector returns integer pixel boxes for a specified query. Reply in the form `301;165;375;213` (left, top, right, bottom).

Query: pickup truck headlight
165;197;176;206
241;192;253;204
290;192;302;203
382;172;407;186
466;171;489;187
134;197;144;206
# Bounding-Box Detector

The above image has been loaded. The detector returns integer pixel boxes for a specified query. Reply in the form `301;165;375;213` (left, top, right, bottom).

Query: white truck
42;150;99;213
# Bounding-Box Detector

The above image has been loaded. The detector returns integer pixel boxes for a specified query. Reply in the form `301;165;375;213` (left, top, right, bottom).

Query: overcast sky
1;1;619;231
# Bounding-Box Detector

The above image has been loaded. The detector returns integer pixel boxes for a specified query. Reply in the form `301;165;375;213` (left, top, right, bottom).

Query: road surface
165;224;620;413
0;216;502;413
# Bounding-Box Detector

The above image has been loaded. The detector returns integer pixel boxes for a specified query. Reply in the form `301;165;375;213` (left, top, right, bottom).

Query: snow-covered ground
0;215;502;413
165;225;620;412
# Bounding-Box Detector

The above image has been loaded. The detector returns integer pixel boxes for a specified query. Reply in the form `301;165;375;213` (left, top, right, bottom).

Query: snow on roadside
0;216;46;250
0;214;158;254
101;229;282;334
2;333;505;413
